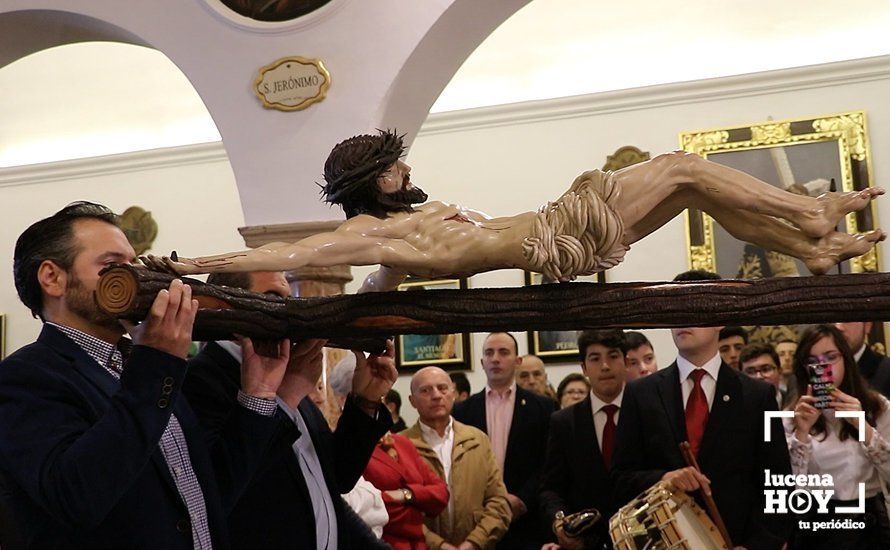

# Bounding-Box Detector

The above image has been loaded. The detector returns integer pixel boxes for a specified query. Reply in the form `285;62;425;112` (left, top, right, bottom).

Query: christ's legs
613;151;883;242
705;204;885;275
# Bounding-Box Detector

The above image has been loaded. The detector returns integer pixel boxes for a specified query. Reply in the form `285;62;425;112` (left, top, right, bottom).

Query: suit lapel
39;325;120;398
656;362;686;444
38;327;185;499
469;391;488;433
698;363;742;462
573;397;602;468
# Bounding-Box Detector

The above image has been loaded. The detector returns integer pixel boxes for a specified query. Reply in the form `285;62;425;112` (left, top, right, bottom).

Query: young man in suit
0;202;291;549
183;270;394;549
452;332;556;549
611;270;792;550
834;321;890;397
541;329;628;550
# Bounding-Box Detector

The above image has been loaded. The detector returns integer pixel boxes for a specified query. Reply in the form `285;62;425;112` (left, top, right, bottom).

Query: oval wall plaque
254;56;330;112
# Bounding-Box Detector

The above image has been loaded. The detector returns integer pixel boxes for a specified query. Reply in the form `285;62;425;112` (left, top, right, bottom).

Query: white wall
0;144;245;354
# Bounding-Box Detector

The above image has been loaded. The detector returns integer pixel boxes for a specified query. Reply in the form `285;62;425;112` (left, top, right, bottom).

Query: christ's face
378;160;412;194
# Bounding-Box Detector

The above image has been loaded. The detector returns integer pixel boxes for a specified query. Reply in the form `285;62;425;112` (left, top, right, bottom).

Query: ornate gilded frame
679;111;880;276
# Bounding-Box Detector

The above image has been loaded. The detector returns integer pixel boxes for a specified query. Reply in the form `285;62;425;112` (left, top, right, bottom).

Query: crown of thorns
321;129;405;207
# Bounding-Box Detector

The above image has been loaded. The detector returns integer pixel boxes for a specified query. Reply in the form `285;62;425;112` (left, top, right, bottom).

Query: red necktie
685;369;709;458
601;404;619;470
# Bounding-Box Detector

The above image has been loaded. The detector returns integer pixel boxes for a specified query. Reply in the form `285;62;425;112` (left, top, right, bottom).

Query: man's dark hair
450;372;471;395
321;129;427;219
719;326;749;344
484;332;519;354
739;342;779;369
672;269;721;282
385;389;402;413
13;202;120;319
623;331;652;353
577;329;626;361
206;271;253;290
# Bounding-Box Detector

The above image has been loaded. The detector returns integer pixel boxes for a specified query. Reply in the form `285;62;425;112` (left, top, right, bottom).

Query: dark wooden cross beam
96;264;890;352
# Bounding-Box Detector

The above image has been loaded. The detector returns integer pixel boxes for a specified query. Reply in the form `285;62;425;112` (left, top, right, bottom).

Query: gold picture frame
395;278;472;374
679;111;880;277
680;111;883;348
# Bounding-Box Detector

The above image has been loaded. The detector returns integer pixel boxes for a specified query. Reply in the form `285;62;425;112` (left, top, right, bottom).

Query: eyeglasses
804;351;843;367
742;364;777;376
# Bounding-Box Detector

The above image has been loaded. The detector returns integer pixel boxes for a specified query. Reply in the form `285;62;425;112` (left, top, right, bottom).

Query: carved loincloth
521;169;628;281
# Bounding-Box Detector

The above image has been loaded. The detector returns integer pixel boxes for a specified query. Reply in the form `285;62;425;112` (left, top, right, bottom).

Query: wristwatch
401;488;414;503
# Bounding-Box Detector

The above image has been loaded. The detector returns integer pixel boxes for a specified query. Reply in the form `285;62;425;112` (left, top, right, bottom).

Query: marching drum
609;481;728;550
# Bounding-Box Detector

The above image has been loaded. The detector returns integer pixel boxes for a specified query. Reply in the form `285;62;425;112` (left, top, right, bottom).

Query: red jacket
364;433;449;550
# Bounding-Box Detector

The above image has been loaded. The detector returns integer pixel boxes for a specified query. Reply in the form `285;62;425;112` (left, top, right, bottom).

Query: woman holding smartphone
785;324;890;548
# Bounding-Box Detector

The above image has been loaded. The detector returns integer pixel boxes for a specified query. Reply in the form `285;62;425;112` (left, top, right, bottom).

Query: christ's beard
380;185;429;212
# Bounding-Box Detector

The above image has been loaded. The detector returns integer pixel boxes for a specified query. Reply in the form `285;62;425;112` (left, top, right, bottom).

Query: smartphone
809;363;835;409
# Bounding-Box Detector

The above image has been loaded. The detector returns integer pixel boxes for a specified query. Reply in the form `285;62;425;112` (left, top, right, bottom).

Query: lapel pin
723;394;730;402
521;399;526;406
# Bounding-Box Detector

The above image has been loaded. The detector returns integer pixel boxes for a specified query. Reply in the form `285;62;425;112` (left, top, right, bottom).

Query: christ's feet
794;187;884;238
804;228;885;275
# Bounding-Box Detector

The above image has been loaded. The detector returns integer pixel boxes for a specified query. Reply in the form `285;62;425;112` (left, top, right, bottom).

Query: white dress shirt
784;395;890;500
278;398;338;550
420;417;455;484
420;417;456;525
677;353;722;410
589;390;624;452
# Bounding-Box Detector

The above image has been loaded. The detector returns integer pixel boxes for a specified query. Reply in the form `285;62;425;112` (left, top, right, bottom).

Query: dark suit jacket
453;385;555;547
858;347;890;398
611;362;792;550
184;341;391;549
540;397;616;532
0;325;276;549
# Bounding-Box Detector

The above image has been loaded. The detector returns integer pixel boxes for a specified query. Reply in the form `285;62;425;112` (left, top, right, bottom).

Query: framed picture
524;270;605;362
0;314;5;360
395;278;472;374
679;111;883;347
679;111;879;278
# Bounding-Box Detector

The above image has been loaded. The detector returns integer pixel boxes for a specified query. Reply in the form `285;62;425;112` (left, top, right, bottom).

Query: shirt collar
419;417;453;440
854;343;867;362
677;352;722;383
486;382;516;398
589;388;623;413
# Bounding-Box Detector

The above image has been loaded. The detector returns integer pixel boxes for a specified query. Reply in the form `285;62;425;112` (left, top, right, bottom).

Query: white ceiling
2;0;890;166
431;0;890;111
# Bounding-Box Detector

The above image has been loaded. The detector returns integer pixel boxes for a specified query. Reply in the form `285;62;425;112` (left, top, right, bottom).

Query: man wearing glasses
739;343;788;409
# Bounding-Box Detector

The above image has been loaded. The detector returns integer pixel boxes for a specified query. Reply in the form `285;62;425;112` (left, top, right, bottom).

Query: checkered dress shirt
48;323;276;549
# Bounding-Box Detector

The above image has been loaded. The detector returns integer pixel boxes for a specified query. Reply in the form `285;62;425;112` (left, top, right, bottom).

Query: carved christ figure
143;130;885;291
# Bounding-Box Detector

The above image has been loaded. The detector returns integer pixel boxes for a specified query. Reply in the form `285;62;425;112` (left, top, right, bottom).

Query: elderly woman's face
560;380;589;408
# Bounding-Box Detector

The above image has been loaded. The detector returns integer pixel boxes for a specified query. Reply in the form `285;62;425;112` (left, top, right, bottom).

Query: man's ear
37;260;67;299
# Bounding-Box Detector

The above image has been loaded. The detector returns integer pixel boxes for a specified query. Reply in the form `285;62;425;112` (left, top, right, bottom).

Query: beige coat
402;419;511;550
